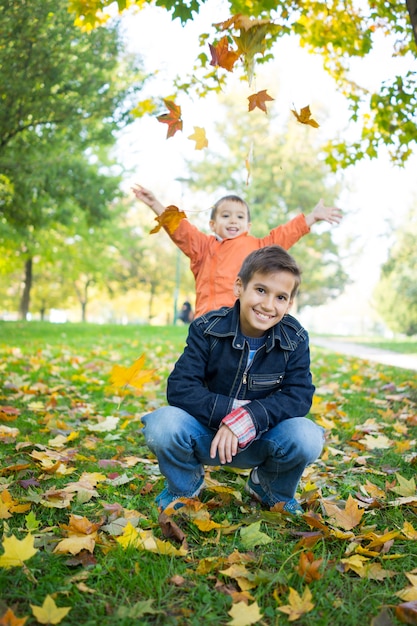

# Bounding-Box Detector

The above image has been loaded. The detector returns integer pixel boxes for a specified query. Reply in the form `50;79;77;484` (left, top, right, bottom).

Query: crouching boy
142;245;324;515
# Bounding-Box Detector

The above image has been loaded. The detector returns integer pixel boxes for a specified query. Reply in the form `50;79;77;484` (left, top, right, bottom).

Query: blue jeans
142;406;324;505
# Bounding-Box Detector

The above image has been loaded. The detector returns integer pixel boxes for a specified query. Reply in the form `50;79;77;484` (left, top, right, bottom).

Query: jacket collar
202;301;296;353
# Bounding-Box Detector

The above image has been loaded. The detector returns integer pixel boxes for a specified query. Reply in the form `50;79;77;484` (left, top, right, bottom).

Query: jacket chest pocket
247;373;284;391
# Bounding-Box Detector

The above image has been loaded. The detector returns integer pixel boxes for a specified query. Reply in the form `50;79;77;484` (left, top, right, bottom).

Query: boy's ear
233;277;243;297
209;219;216;232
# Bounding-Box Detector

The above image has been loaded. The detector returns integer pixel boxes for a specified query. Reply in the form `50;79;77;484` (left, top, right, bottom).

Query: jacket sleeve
164;218;209;275
260;213;310;250
244;336;315;439
166;322;235;430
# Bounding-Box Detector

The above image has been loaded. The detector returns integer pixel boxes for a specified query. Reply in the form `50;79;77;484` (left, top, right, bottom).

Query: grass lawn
1;321;417;626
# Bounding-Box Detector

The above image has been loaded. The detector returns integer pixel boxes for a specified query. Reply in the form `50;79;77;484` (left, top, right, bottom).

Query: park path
310;337;417;372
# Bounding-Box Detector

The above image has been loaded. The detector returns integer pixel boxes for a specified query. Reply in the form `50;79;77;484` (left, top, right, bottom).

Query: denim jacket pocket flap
247;372;284;391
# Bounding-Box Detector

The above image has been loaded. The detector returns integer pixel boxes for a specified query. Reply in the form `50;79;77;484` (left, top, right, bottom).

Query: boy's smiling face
209;200;251;240
234;270;295;337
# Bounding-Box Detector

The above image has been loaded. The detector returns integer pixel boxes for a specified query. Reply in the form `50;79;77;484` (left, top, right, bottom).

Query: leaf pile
1;326;417;625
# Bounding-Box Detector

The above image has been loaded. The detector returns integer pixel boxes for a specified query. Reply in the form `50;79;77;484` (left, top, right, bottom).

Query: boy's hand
210;424;238;464
305;199;343;227
132;184;165;216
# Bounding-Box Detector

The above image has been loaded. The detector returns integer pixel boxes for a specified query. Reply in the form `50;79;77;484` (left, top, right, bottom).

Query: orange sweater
168;214;310;317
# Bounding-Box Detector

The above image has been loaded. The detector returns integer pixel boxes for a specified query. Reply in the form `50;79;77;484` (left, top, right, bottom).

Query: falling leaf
291;105;319;128
149;205;187;235
209;36;240;71
110;355;157;392
0;533;37;569
188;126;208;150
233;22;280;85
277;586;315;621
0;607;28;626
30;595;71;625
228;600;263;625
247;89;274;113
323;495;364;530
245;142;253;186
156;99;183;138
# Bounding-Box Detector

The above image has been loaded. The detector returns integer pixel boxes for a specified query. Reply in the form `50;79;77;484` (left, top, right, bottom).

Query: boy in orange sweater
133;185;342;318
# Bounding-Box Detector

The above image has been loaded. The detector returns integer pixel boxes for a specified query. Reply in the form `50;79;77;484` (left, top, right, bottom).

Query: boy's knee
142;406;188;447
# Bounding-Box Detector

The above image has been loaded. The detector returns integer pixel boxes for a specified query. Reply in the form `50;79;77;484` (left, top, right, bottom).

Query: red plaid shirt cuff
222;407;256;448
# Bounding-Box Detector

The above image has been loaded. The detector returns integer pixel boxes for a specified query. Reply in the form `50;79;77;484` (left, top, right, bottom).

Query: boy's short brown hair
238;246;302;298
210;195;251;221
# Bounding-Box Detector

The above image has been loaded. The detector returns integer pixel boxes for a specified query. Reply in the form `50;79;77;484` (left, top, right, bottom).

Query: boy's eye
256;287;265;293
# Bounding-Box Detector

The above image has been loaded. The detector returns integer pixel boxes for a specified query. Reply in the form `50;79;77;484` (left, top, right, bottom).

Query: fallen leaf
277;586;315;621
323;495;364;530
228;600;263;625
0;533;37;569
30;595;71;625
0;607;28;625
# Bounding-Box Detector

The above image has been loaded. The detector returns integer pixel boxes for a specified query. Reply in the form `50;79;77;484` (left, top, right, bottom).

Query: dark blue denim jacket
167;302;315;440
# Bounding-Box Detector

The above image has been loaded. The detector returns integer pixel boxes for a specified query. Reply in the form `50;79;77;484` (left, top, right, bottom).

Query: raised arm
304;198;343;228
132;184;166;216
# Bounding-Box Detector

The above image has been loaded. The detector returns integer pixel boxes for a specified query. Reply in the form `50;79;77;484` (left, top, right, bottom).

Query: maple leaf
233;22;280;84
150;205;187;235
228;600;263;625
0;607;28;626
156;99;183;139
291;105;320;128
247;89;274;113
296;551;324;582
209;36;240;71
0;405;20;421
323;495;364;530
30;595;71;625
391;472;416;496
278;586;315;621
240;521;272;549
110;354;157;393
188;126;208;150
0;533;37;569
395;601;417;625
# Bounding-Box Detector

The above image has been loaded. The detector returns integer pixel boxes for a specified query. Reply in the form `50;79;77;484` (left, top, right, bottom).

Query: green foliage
374;206;417;336
69;0;417;168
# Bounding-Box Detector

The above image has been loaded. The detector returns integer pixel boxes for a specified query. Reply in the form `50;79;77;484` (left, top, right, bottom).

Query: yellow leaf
130;98;158;117
188;126;208;150
116;522;187;556
30;595;71;625
391;473;416;496
291;104;319;128
0;533;37;569
149;205;187;235
228;600;263;625
359;434;392;450
277;586;315;621
53;534;96;556
109;355;157;392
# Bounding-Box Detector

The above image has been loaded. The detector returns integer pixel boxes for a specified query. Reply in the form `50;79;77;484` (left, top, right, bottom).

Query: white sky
113;3;417;332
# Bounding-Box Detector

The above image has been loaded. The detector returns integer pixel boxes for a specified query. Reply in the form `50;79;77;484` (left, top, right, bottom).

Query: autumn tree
0;0;146;318
373;205;417;335
70;0;417;169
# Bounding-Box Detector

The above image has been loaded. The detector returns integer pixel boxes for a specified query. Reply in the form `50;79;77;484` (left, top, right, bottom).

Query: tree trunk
406;0;417;46
19;257;33;320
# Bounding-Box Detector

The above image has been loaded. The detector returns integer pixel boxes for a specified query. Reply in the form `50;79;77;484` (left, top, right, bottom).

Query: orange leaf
0;406;20;422
323;495;364;530
395;601;417;625
156;99;183;139
291;104;319;128
0;607;28;626
150;205;187;235
296;551;324;582
248;89;274;113
209;36;240;71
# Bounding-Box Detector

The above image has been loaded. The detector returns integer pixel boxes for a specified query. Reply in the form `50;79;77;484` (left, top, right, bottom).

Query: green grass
1;322;417;625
